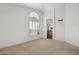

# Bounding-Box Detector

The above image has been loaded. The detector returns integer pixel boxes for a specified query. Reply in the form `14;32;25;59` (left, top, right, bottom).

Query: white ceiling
14;3;65;11
14;3;44;11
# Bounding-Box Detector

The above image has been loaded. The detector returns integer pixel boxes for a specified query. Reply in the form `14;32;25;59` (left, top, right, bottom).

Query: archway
29;12;40;36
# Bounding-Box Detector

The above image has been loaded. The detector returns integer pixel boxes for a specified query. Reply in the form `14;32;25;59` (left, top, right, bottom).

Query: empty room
0;3;79;55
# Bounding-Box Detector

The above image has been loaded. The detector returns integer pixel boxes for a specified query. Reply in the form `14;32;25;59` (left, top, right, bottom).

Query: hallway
0;39;79;55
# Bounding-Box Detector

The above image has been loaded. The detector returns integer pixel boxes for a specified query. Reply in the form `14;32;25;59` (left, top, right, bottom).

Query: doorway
47;19;53;39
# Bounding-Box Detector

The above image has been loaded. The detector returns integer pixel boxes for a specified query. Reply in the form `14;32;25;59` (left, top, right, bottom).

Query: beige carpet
0;39;79;55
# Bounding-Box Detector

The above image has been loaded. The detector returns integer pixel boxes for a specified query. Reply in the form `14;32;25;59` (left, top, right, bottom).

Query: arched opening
29;12;40;35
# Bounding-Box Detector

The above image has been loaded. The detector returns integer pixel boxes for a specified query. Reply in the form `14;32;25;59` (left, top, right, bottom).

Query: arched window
29;12;40;35
30;12;39;20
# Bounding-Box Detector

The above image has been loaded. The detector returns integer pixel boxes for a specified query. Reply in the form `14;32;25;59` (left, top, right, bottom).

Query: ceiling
14;3;44;11
14;3;65;11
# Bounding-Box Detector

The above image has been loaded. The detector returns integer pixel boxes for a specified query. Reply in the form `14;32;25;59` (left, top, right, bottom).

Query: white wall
43;3;65;41
0;4;43;48
55;4;65;41
65;4;79;47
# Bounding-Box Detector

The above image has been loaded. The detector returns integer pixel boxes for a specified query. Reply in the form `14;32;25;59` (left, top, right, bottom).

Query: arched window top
29;12;39;20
